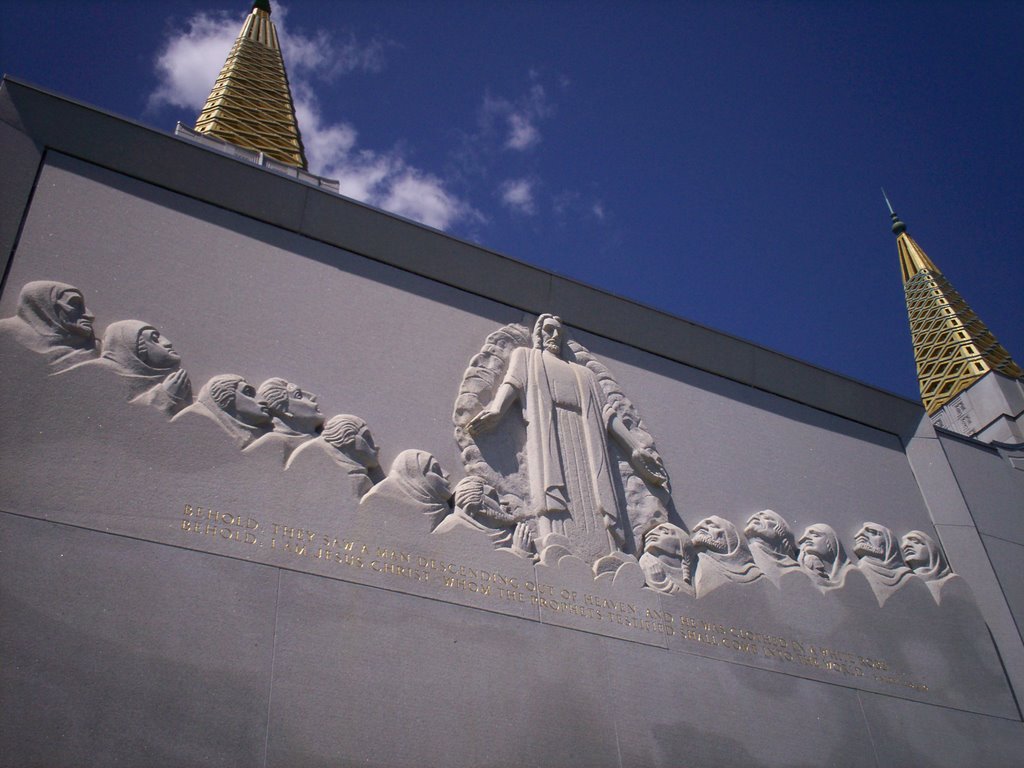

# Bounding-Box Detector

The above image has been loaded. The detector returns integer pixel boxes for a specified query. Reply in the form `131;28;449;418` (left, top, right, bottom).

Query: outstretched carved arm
608;413;669;487
466;381;520;436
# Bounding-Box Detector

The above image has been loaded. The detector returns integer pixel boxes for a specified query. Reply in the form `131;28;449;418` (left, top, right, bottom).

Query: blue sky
2;0;1021;404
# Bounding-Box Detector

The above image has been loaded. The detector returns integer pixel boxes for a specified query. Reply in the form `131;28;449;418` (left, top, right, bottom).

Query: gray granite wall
939;433;1024;642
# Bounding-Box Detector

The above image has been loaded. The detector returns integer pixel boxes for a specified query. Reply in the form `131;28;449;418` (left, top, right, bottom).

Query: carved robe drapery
505;345;620;563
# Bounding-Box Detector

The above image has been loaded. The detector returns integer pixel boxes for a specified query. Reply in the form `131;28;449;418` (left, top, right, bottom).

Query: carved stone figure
853;522;913;605
171;374;272;448
285;414;378;497
435;476;534;558
359;449;452;530
61;319;193;415
464;314;668;565
623;472;670;550
901;529;955;601
744;509;800;585
691;516;762;597
797;523;852;590
243;378;325;461
0;280;97;371
639;523;695;596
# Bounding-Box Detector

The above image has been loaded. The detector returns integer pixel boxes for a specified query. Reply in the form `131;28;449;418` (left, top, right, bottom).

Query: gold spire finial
890;205;1023;414
193;1;307;168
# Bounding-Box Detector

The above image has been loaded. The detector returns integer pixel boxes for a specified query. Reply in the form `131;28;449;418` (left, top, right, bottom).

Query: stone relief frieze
638;523;696;596
61;319;193;415
744;509;801;585
692;515;764;597
359;449;453;532
435;476;535;560
901;529;959;603
797;524;852;591
172;374;273;448
0;285;978;613
243;378;325;461
0;280;98;371
853;522;914;606
285;414;380;496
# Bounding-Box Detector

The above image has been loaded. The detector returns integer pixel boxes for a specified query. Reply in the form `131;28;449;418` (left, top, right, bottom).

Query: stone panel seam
0;143;47;302
980;532;1024;550
901;432;974;529
262;568;282;768
855;692;883;768
937;439;1024;661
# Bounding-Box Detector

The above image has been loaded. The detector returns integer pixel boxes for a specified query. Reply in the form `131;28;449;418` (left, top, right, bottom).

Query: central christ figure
467;314;667;563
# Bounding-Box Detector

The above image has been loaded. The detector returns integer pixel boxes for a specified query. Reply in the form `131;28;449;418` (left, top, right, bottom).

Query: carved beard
543;338;561;355
693;530;725;553
679;554;694;584
854;541;883;559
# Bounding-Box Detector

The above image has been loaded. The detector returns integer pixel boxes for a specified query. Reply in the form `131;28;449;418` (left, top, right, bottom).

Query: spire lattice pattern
898;232;1023;414
194;4;307;168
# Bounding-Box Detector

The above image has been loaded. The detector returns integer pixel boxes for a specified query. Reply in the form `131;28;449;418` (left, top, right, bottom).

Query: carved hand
466;408;501;436
631;446;668;486
511;521;533;557
163;368;193;402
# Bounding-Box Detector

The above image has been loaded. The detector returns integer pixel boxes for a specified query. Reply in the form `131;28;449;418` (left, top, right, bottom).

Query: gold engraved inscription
177;503;928;694
673;614;928;691
181;504;260;546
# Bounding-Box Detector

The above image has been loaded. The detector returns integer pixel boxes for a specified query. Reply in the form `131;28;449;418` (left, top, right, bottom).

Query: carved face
234;381;272;427
693;519;727;553
798;526;835;560
540;317;563;355
285;385;324;433
901;533;929;569
853;524;887;559
425;456;451;501
137;326;179;369
744;511;778;541
349;426;379;469
55;289;95;339
644;524;681;555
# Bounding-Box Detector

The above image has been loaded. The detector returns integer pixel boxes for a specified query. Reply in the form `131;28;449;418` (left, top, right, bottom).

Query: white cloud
500;178;536;215
149;4;475;231
148;12;237;110
480;82;551;152
592;201;605;220
506;113;540;151
383;171;477;230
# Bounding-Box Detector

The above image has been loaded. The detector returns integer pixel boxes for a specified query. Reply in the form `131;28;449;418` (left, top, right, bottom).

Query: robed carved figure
62;319;193;415
853;522;913;606
459;315;669;565
0;280;97;371
901;529;955;603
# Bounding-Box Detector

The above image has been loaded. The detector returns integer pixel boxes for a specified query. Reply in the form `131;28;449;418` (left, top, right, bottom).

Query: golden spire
885;194;1023;415
194;1;307;168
